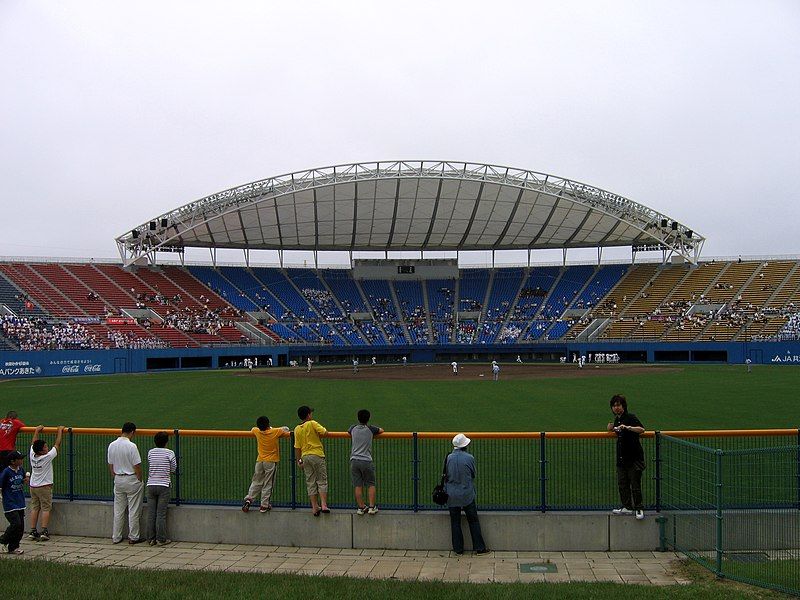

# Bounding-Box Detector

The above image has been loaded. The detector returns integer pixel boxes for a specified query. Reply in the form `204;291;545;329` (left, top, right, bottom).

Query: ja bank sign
770;351;800;363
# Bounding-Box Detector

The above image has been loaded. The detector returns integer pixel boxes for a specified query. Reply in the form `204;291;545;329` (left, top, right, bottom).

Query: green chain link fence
659;433;800;596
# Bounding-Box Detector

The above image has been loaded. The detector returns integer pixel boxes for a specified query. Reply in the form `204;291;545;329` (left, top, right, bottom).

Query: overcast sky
1;0;798;267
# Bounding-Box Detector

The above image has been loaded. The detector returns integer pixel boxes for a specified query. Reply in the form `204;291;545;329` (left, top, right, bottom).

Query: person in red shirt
0;411;25;469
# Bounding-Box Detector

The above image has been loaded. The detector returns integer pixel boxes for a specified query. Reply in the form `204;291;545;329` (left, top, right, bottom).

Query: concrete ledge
29;500;671;551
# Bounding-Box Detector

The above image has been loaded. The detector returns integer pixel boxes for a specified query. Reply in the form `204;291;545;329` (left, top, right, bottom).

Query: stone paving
2;536;692;585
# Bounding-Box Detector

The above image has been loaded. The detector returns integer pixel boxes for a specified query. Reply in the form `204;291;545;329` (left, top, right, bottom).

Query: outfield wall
1;341;799;379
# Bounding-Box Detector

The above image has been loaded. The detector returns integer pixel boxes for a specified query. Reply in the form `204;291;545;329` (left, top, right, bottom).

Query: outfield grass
1;364;798;431
1;364;798;510
0;559;786;600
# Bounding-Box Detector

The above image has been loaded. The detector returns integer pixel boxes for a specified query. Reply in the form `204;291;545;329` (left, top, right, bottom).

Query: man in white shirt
107;422;144;544
28;425;65;541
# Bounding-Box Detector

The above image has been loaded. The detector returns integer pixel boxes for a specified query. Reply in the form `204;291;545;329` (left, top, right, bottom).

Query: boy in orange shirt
242;416;289;513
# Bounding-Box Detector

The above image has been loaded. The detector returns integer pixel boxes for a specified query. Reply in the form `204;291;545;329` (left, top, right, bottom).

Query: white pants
113;475;144;543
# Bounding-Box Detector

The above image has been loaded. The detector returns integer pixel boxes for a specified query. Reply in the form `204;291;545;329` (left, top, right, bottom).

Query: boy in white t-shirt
28;425;65;541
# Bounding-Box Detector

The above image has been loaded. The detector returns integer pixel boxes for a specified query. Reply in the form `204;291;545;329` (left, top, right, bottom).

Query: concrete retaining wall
36;500;662;551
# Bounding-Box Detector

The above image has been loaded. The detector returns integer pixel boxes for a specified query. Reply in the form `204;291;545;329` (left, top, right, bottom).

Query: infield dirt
248;363;682;381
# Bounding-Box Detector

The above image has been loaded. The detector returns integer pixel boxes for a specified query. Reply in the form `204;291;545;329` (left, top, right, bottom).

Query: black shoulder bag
431;454;449;506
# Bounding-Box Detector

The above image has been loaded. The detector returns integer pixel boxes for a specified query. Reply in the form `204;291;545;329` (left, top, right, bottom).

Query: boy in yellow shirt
242;416;289;513
293;405;329;516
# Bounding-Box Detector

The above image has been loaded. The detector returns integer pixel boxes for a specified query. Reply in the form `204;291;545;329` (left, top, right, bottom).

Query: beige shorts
302;455;328;496
30;486;53;512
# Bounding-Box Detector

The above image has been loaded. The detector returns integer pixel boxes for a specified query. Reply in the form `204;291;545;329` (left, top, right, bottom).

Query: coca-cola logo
84;364;102;373
62;365;80;373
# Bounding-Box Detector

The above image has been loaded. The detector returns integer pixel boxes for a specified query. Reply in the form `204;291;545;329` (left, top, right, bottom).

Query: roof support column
349;251;353;269
597;247;603;266
527;248;531;268
210;248;216;267
243;249;250;268
492;250;495;269
278;250;283;269
314;251;318;269
562;248;567;267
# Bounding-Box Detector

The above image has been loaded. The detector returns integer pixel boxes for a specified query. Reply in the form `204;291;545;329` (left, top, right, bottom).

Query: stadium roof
117;161;704;265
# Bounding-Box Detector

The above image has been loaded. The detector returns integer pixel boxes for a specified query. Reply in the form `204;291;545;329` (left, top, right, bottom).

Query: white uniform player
451;361;458;375
492;361;500;381
353;358;359;374
307;357;313;372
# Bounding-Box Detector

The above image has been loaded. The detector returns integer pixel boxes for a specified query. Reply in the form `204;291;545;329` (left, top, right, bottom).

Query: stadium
2;161;799;595
2;160;798;373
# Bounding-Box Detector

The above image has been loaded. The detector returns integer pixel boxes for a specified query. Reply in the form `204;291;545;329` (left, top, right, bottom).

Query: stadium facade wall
1;341;799;379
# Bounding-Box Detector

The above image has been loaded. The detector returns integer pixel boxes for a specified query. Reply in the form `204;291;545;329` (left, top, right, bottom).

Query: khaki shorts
30;486;53;512
302;454;328;496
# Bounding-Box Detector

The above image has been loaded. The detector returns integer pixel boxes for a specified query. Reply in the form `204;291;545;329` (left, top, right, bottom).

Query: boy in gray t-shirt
348;409;383;515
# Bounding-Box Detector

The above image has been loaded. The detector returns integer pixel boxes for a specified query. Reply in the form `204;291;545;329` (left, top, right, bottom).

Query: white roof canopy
117;161;704;265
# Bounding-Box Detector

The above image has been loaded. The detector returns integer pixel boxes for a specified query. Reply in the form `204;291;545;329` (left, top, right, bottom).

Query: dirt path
245;363;682;381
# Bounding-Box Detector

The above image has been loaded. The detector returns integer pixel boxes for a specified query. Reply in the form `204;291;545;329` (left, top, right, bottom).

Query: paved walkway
3;536;691;585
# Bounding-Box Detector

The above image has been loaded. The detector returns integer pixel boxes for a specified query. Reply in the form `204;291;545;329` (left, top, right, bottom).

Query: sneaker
611;507;633;515
635;510;645;520
259;505;269;514
39;529;50;541
242;499;252;513
356;506;366;516
475;548;491;555
157;539;172;547
367;506;378;515
27;529;40;541
8;548;23;555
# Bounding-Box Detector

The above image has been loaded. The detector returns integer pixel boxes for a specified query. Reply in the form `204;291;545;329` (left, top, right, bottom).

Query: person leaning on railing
607;395;646;520
294;406;330;516
242;416;290;514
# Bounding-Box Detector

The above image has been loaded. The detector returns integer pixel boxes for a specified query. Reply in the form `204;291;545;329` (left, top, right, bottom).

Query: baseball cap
452;433;471;448
6;450;23;461
297;405;314;420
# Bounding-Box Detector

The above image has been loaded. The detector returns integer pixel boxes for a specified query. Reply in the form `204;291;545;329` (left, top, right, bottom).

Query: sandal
312;508;321;517
321;508;331;514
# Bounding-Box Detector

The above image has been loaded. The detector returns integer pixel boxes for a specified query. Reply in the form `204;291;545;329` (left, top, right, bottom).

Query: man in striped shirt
146;431;176;546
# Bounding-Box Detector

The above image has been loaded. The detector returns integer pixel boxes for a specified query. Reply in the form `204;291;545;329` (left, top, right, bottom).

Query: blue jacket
0;466;25;512
445;448;476;508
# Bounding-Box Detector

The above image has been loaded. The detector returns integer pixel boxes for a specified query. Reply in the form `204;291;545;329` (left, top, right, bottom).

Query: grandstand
1;161;799;373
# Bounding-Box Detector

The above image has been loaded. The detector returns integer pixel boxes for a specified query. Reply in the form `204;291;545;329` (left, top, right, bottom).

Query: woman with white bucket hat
445;433;489;556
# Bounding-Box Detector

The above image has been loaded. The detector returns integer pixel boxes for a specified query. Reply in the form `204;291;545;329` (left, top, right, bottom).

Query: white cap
452;433;471;448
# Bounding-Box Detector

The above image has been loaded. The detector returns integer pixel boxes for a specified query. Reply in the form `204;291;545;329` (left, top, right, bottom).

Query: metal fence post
68;427;74;501
173;429;181;506
290;431;297;510
412;432;419;513
715;449;724;578
539;432;547;513
655;431;662;513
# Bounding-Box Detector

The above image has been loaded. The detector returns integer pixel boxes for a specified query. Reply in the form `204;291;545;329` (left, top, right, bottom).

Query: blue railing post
173;429;181;506
67;427;74;501
655;431;662;513
290;431;297;510
539;432;547;512
412;432;419;512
